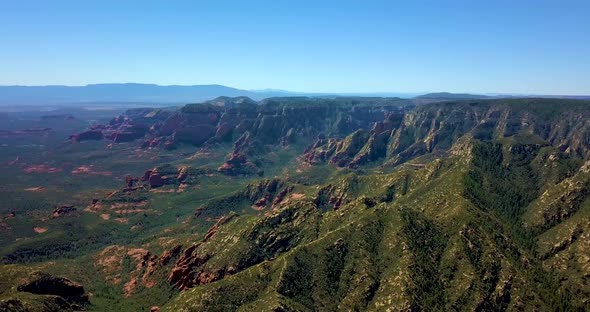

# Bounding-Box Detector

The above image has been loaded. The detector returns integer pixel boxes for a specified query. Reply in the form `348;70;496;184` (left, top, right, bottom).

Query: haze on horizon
1;0;589;95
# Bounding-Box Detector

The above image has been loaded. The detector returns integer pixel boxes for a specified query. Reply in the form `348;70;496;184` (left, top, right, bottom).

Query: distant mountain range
0;84;422;106
415;92;590;101
0;84;587;106
414;92;493;100
0;84;271;105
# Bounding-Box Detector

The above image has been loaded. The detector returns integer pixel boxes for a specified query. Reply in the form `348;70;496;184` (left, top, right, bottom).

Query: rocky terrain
1;97;590;311
70;97;412;175
304;99;590;168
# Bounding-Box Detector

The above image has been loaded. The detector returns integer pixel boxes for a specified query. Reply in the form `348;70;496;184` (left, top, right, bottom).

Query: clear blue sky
1;0;589;94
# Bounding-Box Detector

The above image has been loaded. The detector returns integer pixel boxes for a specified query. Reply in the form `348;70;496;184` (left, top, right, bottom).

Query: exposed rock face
160;245;183;266
147;170;165;188
70;98;590;173
272;185;295;206
303;100;590;168
52;205;77;217
166;180;306;291
214;98;409;174
202;214;238;242
167;214;240;290
123;248;157;296
168;198;319;294
176;166;189;183
70;97;411;175
215;122;233;141
167;244;210;290
17;273;88;306
218;132;262;176
253;194;271;209
194;178;294;220
141;164;198;188
70;108;171;144
96;244;183;298
141;137;165;148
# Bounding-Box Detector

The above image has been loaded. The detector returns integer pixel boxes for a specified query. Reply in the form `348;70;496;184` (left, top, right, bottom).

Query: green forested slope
1;98;590;311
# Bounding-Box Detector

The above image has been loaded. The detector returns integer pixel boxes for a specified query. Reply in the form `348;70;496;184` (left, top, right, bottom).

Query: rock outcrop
167;213;243;290
141;164;198;188
217;132;262;176
52;205;77;218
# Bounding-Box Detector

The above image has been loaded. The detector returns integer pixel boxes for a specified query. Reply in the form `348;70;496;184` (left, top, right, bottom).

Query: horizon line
0;83;588;97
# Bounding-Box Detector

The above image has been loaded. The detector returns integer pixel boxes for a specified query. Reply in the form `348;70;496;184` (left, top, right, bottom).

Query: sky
1;0;589;95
